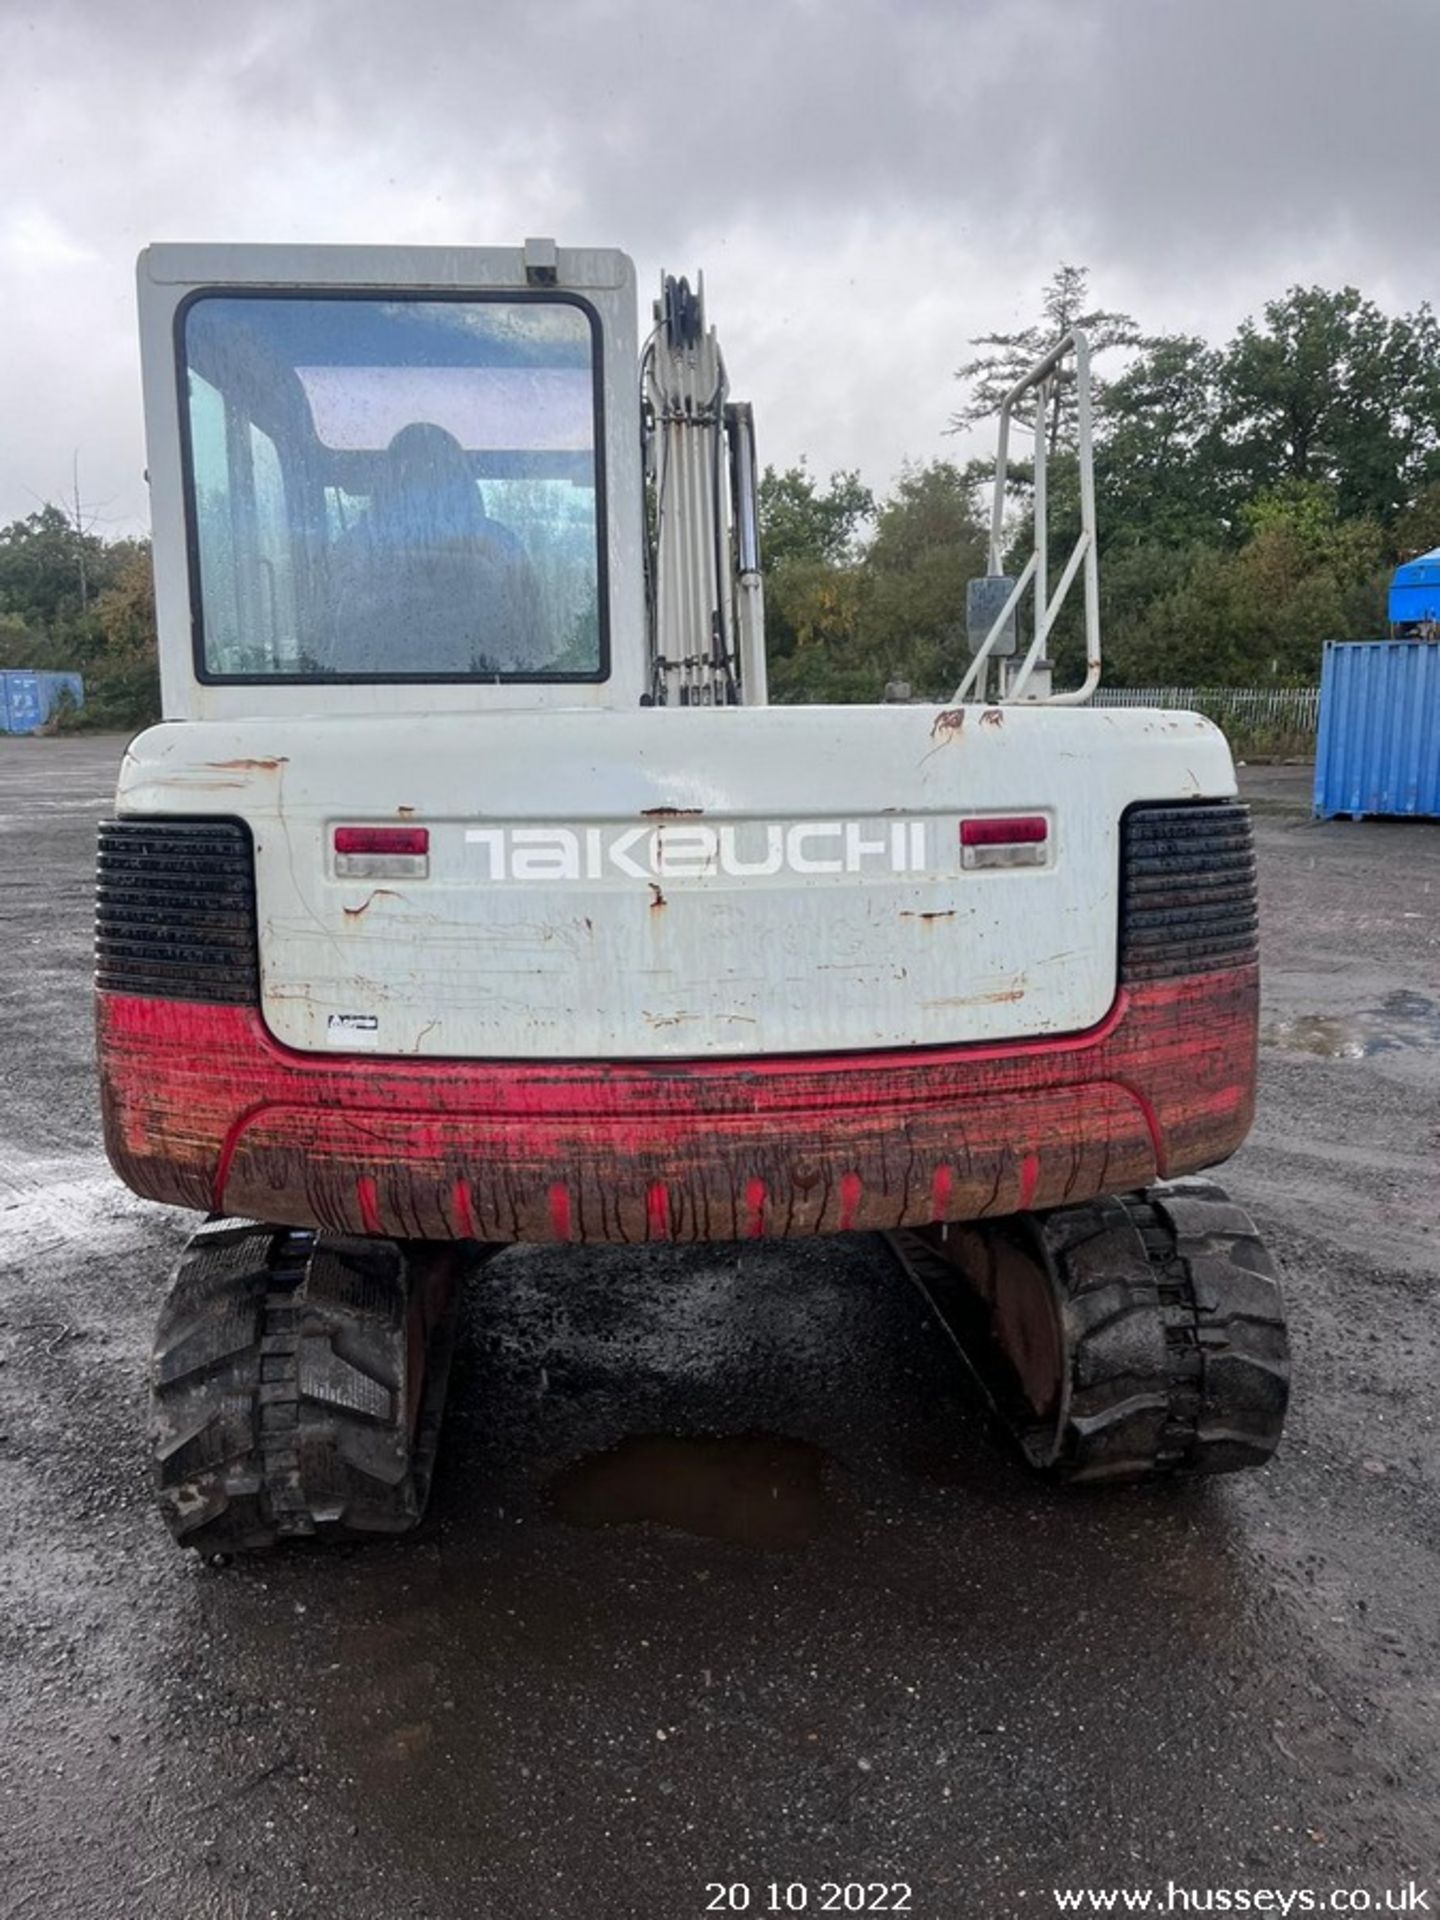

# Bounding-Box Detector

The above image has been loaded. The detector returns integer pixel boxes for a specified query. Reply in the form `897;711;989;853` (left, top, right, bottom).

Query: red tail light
960;816;1048;847
959;814;1049;870
334;827;430;856
333;825;430;880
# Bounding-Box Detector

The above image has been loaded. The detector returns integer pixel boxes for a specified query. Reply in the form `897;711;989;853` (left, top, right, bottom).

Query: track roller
150;1219;480;1552
887;1178;1290;1484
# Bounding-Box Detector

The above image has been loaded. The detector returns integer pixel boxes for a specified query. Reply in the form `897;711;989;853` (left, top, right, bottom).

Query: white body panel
117;704;1236;1062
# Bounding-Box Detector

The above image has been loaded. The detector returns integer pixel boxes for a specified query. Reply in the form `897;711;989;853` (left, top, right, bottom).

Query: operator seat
327;422;542;673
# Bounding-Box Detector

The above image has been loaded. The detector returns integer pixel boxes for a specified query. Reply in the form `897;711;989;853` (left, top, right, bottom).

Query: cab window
180;293;605;681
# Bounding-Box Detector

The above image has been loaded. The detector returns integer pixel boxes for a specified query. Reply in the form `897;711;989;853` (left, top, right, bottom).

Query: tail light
96;818;258;1004
333;825;429;879
1120;802;1258;982
959;814;1049;869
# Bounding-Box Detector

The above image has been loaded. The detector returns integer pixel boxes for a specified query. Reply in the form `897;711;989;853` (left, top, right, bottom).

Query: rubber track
1117;1182;1291;1480
889;1179;1289;1485
150;1219;462;1552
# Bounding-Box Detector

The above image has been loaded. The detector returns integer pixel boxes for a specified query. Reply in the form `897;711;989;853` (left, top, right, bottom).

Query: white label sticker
327;1013;379;1049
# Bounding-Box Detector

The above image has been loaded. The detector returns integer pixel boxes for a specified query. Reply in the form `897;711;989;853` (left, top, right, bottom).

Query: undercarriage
151;1180;1289;1553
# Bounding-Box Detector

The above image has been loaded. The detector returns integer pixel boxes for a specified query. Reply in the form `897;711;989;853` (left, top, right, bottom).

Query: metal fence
1091;685;1320;735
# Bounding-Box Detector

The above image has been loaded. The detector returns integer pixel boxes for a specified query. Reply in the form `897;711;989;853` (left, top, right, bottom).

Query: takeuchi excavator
99;240;1289;1551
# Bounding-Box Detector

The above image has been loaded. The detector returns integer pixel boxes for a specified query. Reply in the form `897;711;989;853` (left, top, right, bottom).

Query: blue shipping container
1314;641;1440;820
0;670;85;734
1388;547;1440;628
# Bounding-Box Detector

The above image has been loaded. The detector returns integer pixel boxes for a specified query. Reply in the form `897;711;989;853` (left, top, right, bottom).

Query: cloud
0;0;1436;529
2;207;98;274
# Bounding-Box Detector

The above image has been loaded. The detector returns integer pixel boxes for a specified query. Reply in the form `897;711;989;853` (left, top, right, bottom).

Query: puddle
547;1433;830;1549
1263;991;1440;1059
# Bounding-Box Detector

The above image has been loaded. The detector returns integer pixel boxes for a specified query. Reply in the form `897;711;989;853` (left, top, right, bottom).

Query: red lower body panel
96;969;1257;1243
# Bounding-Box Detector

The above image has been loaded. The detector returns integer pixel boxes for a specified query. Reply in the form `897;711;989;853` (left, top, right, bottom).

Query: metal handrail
950;328;1100;706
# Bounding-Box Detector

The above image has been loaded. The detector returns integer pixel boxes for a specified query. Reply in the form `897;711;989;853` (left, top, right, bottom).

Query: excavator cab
102;241;1290;1552
142;244;642;704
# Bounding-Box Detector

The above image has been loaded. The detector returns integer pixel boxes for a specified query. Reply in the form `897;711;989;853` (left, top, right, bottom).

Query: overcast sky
2;0;1438;534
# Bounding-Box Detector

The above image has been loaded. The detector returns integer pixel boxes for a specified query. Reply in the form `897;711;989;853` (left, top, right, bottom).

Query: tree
765;462;988;703
82;545;162;726
0;507;161;727
1101;482;1387;689
759;463;874;671
1097;334;1232;548
952;265;1141;454
0;613;43;668
0;502;140;633
1219;286;1440;525
1393;481;1440;561
861;463;989;695
0;505;107;629
757;462;873;569
764;559;869;702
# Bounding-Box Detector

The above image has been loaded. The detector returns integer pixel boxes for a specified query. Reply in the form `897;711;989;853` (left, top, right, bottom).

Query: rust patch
930;708;965;741
921;986;1027;1008
641;805;705;818
342;889;402;920
396;804;416;817
649;883;667;911
980;708;1004;728
206;756;288;772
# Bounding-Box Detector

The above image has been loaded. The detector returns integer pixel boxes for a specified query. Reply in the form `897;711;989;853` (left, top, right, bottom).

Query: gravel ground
0;737;1436;1920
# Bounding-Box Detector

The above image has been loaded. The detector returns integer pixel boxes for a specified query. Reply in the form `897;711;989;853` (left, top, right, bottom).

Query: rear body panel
99;702;1256;1244
97;966;1255;1242
113;703;1234;1062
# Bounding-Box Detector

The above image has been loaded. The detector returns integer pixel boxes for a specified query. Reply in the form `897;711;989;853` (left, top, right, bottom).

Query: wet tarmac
548;1432;831;1549
1;740;1438;1918
1262;989;1440;1060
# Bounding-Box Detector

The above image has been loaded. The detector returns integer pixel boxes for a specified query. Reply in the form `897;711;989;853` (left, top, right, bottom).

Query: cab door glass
180;294;605;682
